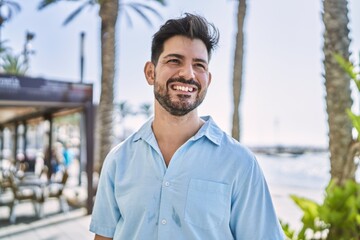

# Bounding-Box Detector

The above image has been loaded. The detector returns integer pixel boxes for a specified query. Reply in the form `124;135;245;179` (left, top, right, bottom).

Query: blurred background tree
1;53;28;75
323;0;355;184
37;0;166;173
0;0;21;46
231;0;247;141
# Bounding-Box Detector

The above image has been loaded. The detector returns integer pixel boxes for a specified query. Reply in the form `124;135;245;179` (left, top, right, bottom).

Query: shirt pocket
184;179;230;229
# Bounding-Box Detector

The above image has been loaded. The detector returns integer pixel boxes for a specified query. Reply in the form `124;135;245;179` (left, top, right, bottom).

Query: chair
8;172;45;224
0;169;14;219
0;187;14;220
46;169;69;212
0;170;10;192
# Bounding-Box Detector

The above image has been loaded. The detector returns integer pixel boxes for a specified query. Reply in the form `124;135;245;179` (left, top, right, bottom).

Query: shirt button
164;181;170;187
161;219;167;225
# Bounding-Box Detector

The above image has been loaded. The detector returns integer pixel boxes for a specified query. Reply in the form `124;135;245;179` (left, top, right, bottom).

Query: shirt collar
133;115;223;146
192;116;222;145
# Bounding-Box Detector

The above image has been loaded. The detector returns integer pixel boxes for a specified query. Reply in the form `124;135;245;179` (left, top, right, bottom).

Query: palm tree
322;0;356;183
0;0;21;46
139;102;153;118
117;101;134;120
115;101;134;141
231;0;247;141
38;0;166;173
1;53;28;75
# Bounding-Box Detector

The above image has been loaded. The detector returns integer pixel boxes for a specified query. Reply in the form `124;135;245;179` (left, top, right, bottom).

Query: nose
178;64;195;80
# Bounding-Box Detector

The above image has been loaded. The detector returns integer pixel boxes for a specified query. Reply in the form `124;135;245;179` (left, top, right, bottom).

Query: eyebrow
163;54;208;65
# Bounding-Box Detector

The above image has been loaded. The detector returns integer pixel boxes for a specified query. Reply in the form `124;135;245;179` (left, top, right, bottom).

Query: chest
113;156;232;232
157;141;183;166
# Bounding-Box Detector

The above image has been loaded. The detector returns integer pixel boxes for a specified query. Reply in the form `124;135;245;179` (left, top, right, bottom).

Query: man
90;13;285;240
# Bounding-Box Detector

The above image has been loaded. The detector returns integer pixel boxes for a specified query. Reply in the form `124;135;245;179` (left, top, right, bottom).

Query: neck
152;107;204;143
151;103;204;165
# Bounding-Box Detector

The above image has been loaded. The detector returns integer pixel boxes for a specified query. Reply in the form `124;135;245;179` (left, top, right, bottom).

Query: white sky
3;0;360;147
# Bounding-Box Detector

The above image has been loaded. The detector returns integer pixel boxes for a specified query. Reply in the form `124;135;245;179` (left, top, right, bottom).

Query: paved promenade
0;158;95;239
0;200;94;240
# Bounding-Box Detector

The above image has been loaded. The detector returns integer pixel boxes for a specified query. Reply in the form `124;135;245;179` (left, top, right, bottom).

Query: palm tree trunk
231;0;246;141
96;0;119;173
323;0;355;183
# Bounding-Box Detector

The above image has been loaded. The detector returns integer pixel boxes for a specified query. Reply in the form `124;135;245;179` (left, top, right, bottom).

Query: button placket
158;178;171;232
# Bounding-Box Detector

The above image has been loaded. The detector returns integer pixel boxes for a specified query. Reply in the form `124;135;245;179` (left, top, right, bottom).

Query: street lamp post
23;31;35;69
80;32;85;83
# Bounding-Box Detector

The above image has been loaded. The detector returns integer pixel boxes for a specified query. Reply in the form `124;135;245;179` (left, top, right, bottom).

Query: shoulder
201;116;256;161
202;117;259;173
100;132;139;173
222;133;255;160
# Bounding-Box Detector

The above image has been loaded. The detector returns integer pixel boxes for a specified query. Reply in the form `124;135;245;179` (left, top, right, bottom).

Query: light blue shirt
90;116;285;240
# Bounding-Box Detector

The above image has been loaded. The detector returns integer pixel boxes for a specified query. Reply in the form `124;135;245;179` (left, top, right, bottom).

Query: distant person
46;142;64;176
62;142;74;168
90;13;285;240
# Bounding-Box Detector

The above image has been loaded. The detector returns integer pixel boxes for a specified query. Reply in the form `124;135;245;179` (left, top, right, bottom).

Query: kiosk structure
0;74;95;214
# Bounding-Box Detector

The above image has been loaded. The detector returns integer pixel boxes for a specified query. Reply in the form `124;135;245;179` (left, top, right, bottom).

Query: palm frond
63;1;93;25
124;2;163;27
122;8;134;28
0;40;11;55
3;1;21;12
37;0;61;10
334;53;360;90
151;0;166;6
1;54;27;75
0;0;21;23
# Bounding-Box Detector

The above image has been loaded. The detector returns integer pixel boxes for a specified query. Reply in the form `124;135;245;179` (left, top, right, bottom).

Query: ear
207;72;212;87
144;61;155;85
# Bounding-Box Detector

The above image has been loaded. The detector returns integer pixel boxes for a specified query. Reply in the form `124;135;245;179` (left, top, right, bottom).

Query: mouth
170;84;196;93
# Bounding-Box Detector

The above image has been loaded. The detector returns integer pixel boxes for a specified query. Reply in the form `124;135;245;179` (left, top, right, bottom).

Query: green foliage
282;179;360;240
334;54;360;140
346;109;360;141
291;195;327;239
281;50;360;240
281;220;296;239
334;54;360;90
0;53;27;75
320;180;360;240
53;112;81;125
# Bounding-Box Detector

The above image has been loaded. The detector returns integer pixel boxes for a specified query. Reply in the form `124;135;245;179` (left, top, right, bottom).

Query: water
256;151;360;230
256;152;331;229
257;152;330;190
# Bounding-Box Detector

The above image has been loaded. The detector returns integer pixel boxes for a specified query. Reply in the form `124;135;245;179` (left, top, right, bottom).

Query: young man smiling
90;13;285;240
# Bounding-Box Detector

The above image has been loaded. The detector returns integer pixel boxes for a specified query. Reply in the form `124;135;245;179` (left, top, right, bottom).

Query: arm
230;159;285;239
94;234;112;240
89;153;120;238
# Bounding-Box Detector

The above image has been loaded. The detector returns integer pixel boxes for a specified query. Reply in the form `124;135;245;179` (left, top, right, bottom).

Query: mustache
166;77;201;90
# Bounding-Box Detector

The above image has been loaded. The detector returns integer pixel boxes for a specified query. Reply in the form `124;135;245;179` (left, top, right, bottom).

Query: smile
172;85;195;92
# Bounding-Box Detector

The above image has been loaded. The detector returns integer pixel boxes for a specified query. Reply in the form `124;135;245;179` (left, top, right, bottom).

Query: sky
3;0;360;147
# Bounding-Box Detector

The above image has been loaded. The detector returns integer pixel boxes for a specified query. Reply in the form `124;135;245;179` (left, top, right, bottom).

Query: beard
154;77;207;116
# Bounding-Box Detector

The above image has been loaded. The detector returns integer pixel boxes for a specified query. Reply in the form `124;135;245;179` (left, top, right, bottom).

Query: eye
194;63;207;70
167;59;181;64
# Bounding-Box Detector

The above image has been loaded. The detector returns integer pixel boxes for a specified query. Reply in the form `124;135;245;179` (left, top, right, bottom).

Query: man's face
146;35;212;116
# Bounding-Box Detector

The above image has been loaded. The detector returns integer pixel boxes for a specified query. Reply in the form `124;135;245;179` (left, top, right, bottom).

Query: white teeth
174;85;194;92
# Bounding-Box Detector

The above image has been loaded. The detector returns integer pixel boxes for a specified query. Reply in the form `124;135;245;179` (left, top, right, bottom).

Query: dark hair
151;13;220;65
